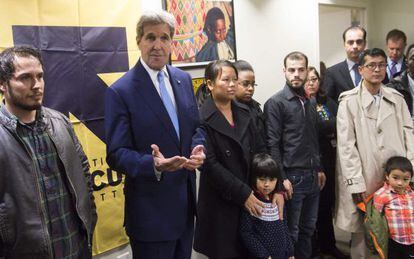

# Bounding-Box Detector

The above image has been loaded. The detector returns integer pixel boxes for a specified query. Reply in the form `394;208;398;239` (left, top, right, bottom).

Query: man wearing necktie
387;43;414;118
105;10;205;259
383;29;407;84
324;26;367;102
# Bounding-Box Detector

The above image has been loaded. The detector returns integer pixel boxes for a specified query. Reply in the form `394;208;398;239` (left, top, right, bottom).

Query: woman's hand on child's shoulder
272;192;285;220
244;192;265;216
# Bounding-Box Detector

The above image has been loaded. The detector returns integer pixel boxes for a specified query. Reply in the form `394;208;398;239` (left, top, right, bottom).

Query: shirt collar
346;59;357;71
0;104;45;130
140;58;169;80
387;56;404;66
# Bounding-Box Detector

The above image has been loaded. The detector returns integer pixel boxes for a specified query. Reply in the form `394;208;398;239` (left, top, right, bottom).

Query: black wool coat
194;96;265;259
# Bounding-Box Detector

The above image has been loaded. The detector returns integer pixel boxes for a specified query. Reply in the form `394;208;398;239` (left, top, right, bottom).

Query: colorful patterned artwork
165;0;236;67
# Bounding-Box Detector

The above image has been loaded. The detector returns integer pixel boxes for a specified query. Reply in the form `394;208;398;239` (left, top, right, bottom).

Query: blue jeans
286;170;320;259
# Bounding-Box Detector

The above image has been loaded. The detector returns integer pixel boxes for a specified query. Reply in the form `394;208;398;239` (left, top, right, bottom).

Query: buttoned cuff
344;175;366;193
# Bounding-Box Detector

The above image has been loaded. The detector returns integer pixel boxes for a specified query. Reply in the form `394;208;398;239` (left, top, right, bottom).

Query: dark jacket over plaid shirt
0;105;97;259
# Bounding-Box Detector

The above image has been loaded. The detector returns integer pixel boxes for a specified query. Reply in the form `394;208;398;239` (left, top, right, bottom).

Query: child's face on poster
213;19;227;42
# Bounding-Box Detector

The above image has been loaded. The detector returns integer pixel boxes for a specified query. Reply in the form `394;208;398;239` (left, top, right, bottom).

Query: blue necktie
390;61;397;78
353;63;361;86
157;71;180;139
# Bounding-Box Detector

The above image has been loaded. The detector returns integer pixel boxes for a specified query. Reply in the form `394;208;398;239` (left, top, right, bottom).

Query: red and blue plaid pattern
374;183;414;245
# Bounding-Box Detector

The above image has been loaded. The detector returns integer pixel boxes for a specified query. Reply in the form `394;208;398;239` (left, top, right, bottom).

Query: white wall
318;0;370;68
370;0;414;50
319;6;353;67
231;0;320;105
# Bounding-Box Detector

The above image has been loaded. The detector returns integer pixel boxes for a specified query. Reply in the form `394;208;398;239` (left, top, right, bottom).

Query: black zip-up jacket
0;105;97;258
264;85;321;179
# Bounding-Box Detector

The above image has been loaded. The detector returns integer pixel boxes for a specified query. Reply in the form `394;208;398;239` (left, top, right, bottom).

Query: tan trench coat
335;84;414;232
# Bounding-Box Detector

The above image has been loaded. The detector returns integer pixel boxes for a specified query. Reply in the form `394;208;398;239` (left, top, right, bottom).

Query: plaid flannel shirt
373;182;414;245
17;111;85;258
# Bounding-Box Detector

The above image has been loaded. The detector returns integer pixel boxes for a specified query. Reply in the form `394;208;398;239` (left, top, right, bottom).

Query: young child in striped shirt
373;156;414;259
239;153;294;259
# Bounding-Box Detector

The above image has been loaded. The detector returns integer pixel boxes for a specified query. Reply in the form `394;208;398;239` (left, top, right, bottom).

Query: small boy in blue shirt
239;153;294;259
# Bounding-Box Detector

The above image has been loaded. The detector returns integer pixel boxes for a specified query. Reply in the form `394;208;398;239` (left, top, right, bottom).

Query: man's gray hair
136;10;176;42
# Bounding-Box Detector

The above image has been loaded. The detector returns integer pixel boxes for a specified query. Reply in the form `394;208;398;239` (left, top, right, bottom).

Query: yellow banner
0;0;142;254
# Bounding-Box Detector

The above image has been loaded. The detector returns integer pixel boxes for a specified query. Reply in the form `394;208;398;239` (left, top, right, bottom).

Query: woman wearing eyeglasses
193;60;266;259
233;60;266;144
305;66;348;259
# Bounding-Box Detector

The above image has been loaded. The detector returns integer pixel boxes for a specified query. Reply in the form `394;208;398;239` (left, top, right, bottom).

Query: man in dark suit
105;10;205;259
387;43;414;117
383;29;407;84
324;26;367;102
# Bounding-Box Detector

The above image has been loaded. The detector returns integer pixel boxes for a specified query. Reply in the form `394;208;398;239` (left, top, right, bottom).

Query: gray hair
136;10;176;42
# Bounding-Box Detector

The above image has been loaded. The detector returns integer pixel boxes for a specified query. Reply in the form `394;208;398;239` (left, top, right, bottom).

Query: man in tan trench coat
336;48;414;258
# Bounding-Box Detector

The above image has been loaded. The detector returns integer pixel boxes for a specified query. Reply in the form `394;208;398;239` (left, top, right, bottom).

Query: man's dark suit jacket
105;60;204;242
382;60;407;84
324;60;355;102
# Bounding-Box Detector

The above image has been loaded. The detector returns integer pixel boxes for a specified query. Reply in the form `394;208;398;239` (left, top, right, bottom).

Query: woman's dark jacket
312;96;338;171
194;96;265;259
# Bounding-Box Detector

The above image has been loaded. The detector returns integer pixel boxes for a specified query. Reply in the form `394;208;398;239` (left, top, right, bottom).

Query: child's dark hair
250;153;281;185
384;156;413;177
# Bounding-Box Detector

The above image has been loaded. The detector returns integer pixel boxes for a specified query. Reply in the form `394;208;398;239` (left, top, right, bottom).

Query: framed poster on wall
164;0;236;67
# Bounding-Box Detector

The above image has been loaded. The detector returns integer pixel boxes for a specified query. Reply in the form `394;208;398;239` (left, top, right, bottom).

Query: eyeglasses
306;77;319;83
362;63;387;71
240;81;257;88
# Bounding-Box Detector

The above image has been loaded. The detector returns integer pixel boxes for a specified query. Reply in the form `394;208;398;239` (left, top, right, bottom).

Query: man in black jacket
264;51;326;259
387;43;414;118
0;46;96;258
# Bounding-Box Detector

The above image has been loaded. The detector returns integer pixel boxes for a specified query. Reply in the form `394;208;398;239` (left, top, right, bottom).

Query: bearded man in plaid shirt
0;46;96;258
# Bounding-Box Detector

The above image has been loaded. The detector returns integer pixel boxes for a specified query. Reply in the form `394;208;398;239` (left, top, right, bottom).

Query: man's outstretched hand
184;145;206;170
151;144;187;172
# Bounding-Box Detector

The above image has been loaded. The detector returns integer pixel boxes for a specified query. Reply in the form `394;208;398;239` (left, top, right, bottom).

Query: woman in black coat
193;60;265;259
305;66;347;259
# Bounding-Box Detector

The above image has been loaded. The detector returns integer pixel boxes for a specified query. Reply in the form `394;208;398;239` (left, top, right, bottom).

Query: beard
286;78;305;88
286;79;305;96
7;84;42;111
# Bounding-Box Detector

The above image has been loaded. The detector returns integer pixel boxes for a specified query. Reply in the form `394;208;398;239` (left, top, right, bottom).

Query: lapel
132;61;180;148
360;84;395;125
202;97;250;153
401;61;408;72
360;85;378;120
339;60;355;90
377;86;396;127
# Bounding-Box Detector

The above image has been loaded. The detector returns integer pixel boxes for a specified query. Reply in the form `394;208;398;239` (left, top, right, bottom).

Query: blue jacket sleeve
105;86;155;179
